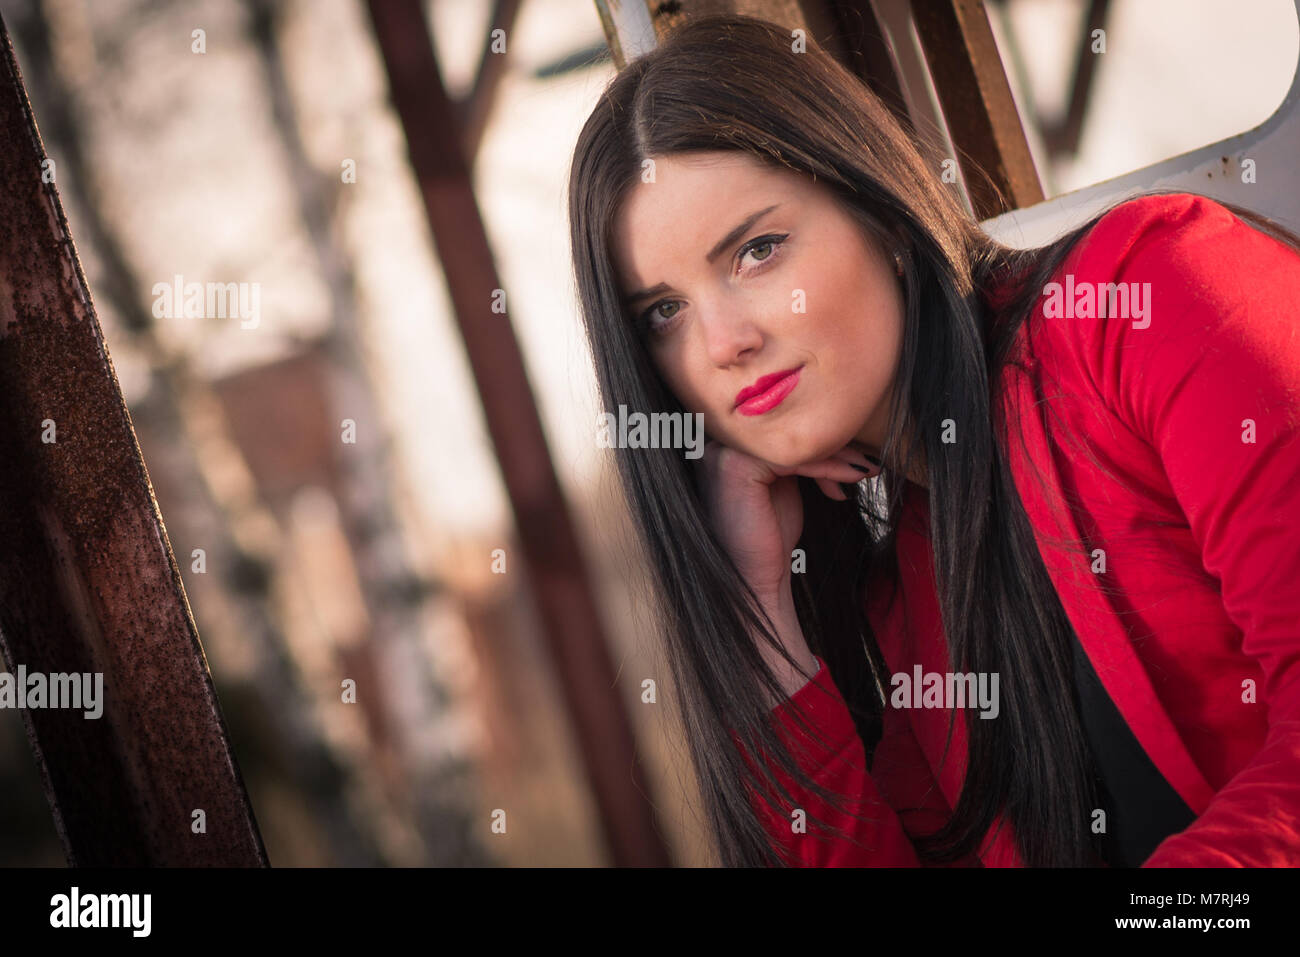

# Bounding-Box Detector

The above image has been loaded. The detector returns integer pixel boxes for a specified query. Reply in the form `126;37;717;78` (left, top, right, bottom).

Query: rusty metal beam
908;0;1044;217
458;0;524;163
1042;0;1110;158
0;11;266;866
363;0;671;867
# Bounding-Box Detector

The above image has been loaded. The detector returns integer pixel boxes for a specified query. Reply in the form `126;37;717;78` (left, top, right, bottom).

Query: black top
898;480;1197;865
1071;634;1198;866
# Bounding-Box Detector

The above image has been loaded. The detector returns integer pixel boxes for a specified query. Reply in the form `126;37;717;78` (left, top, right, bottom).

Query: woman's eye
641;299;680;334
740;233;787;268
640;234;787;336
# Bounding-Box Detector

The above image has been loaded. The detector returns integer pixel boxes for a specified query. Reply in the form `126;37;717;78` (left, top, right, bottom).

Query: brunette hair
567;12;1300;866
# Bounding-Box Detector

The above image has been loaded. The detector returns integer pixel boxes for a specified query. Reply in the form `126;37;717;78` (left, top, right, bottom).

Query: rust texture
365;0;672;866
910;0;1044;217
0;13;266;866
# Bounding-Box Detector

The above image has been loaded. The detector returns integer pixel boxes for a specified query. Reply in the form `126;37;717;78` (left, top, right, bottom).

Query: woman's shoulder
1033;190;1299;355
1016;190;1300;442
983;193;1237;309
1062;190;1300;293
1081;190;1232;235
1071;190;1248;265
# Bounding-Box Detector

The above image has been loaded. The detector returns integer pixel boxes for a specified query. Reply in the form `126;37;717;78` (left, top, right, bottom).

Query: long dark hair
567;12;1300;866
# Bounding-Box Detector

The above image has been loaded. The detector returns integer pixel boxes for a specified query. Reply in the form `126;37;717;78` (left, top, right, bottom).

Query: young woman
566;13;1300;867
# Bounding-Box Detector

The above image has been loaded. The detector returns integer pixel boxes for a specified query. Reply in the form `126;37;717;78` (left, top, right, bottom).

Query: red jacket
752;193;1300;866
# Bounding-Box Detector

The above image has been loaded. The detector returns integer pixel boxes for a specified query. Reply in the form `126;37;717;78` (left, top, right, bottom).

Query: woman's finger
794;458;872;483
830;446;878;472
814;476;849;501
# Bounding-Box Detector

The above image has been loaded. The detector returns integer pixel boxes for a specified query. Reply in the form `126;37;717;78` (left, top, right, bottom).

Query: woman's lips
735;367;802;416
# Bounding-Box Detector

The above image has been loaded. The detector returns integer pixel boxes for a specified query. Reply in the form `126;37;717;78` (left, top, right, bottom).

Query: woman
566;13;1300;866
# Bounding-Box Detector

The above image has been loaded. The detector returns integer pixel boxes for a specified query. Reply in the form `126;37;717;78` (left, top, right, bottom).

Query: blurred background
0;0;1294;866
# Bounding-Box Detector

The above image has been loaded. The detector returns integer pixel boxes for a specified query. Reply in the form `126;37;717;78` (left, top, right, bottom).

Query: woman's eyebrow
623;203;782;305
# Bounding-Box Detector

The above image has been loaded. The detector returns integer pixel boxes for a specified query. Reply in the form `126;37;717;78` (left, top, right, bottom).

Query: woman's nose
700;304;765;367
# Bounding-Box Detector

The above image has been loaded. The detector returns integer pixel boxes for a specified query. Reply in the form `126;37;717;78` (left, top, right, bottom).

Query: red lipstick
734;366;802;416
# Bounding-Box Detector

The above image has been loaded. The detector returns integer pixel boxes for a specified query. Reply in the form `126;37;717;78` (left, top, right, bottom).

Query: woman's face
611;151;905;468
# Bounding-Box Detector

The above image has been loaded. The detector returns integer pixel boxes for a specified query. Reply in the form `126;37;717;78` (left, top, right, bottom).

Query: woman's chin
759;434;840;470
745;441;802;470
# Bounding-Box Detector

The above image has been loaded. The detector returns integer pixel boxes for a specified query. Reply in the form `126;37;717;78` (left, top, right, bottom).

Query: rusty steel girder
0;12;266;867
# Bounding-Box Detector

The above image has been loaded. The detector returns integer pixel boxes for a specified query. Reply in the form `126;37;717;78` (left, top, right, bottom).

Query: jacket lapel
867;484;1024;865
866;354;1216;865
999;356;1217;816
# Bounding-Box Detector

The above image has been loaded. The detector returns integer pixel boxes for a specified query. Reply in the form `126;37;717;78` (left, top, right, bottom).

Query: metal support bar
1043;0;1110;157
0;11;266;867
909;0;1044;217
458;0;524;162
364;0;671;867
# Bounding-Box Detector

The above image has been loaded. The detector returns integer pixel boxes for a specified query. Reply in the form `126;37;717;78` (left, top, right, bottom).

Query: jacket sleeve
1081;194;1300;866
736;654;950;866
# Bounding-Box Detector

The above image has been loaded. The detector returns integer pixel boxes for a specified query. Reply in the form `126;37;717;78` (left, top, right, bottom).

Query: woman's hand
695;439;879;701
695;439;879;605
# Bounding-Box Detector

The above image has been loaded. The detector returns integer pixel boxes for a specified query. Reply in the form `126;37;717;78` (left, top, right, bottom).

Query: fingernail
864;454;883;467
850;463;872;474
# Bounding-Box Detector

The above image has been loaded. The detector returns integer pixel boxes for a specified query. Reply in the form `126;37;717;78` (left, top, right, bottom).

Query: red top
752;193;1300;866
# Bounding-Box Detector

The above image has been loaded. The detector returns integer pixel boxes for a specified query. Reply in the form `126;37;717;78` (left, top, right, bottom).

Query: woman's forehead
610;157;812;285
